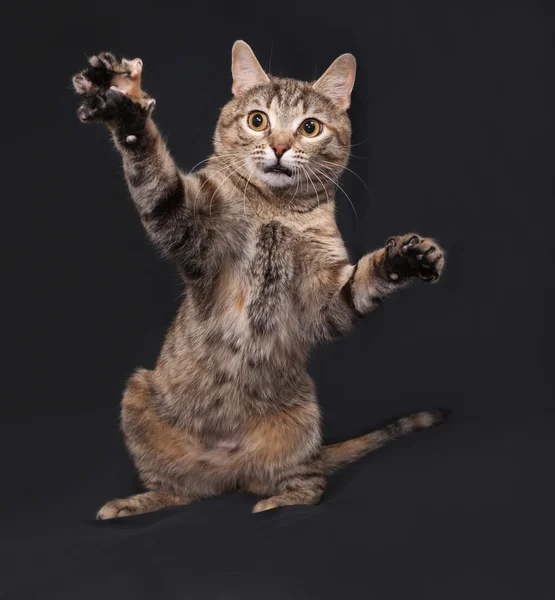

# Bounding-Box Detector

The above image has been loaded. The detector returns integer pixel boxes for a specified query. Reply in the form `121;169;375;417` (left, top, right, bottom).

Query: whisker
311;166;358;223
306;164;332;209
286;166;301;208
318;160;373;199
302;164;320;210
208;159;250;220
192;158;242;218
187;152;244;175
242;164;257;216
282;167;300;200
335;139;368;149
285;172;298;195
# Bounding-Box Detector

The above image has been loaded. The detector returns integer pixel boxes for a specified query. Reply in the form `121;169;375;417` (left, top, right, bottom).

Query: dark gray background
3;0;554;598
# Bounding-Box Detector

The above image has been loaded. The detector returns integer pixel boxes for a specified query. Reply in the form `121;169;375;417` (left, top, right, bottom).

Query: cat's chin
257;170;296;189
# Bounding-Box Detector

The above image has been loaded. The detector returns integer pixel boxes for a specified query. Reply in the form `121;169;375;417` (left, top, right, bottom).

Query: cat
72;40;448;519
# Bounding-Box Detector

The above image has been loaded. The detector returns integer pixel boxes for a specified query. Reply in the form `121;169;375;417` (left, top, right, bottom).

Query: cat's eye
300;119;322;138
247;111;269;131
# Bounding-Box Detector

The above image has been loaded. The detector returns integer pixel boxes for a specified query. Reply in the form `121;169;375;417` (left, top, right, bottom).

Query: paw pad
384;233;445;283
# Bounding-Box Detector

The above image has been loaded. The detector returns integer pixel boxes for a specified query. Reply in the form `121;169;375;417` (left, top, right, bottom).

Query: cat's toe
89;51;118;71
252;498;280;513
77;104;93;123
77;96;106;122
96;499;136;520
401;234;420;254
415;241;444;282
72;72;97;96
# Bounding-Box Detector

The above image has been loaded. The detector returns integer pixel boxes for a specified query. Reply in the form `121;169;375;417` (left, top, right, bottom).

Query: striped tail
321;408;451;473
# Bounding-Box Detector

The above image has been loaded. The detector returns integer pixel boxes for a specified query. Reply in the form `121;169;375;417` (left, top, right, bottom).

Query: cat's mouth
263;164;293;177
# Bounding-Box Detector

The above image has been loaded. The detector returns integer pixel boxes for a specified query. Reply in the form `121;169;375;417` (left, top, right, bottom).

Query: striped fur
72;43;448;519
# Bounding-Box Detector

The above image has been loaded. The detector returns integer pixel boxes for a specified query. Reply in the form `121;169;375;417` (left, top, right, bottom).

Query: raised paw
384;233;445;283
72;52;155;124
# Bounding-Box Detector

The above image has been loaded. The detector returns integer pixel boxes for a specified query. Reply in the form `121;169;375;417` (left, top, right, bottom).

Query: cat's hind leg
97;491;187;520
96;368;225;520
251;461;327;513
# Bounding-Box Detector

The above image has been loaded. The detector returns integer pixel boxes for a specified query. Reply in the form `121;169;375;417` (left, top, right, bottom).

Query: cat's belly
156;321;313;438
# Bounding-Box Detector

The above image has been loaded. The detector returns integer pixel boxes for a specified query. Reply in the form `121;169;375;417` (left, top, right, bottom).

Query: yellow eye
300;119;322;137
248;111;269;131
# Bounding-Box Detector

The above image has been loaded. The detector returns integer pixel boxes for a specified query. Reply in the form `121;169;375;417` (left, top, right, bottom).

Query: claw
77;104;97;122
72;72;95;95
96;52;118;71
77;106;90;122
128;58;143;80
401;236;420;256
406;235;419;246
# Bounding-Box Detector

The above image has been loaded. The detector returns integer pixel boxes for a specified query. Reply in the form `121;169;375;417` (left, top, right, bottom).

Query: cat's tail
321;408;451;474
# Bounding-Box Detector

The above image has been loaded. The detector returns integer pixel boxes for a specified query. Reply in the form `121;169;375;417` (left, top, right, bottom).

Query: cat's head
214;41;356;197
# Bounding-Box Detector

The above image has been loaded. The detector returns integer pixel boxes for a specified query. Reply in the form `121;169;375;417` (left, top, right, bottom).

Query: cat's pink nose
271;143;291;158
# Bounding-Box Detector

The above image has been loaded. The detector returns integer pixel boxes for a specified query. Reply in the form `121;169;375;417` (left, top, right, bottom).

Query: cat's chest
248;221;296;281
245;220;297;333
218;219;333;338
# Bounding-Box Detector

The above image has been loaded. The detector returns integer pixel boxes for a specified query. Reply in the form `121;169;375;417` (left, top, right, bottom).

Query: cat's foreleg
320;234;445;340
72;52;237;277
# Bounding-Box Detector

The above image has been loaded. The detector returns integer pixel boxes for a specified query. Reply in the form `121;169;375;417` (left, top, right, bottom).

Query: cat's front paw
72;52;155;124
384;234;445;283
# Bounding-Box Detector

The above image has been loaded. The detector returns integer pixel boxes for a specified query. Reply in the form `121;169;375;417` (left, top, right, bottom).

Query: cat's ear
313;54;357;110
231;40;270;96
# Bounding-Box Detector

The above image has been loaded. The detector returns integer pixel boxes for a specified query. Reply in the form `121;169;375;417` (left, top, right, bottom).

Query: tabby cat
72;41;448;519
